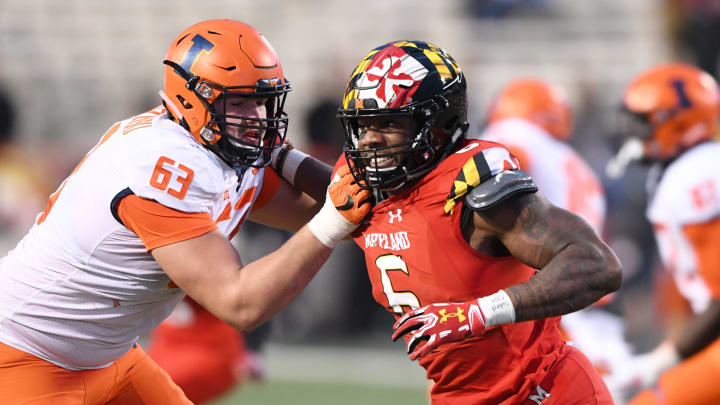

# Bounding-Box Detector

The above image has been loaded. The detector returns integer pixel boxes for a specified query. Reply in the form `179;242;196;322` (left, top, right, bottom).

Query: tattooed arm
392;191;622;360
465;191;623;321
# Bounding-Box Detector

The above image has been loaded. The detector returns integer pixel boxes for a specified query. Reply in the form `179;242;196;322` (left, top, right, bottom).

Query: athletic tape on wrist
307;192;357;248
477;290;516;328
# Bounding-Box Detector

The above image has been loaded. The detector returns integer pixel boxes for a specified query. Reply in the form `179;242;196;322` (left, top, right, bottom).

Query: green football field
213;379;428;405
207;343;430;405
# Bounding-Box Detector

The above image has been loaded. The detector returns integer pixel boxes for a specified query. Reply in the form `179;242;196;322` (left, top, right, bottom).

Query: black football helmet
337;41;469;191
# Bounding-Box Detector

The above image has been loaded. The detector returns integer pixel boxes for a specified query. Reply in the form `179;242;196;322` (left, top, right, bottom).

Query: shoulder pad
443;145;522;214
465;170;537;211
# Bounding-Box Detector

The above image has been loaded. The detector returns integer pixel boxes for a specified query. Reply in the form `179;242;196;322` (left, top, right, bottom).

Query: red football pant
529;345;614;405
148;307;246;404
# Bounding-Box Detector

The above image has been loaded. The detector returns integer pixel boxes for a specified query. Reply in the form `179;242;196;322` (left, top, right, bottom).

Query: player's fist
307;165;372;248
328;165;371;225
392;299;487;361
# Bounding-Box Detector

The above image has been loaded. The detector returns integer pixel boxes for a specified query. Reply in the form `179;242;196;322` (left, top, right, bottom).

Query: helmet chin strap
439;123;469;161
158;90;185;122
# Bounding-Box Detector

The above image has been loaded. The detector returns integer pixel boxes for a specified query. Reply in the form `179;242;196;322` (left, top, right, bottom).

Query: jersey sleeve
117;194;217;251
251;167;282;212
443;141;526;214
125;131;225;214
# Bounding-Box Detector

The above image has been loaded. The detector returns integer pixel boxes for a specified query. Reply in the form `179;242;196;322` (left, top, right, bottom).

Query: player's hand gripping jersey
347;139;565;404
0;107;279;370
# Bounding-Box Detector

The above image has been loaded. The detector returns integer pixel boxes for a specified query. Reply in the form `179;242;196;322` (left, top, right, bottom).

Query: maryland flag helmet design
338;41;468;191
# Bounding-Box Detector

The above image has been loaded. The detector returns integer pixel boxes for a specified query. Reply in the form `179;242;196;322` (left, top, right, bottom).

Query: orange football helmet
161;19;290;167
622;63;719;160
488;78;573;140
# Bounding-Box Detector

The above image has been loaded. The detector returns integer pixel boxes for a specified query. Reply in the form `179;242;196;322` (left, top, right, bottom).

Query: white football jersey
647;141;720;313
0;107;274;369
477;118;606;234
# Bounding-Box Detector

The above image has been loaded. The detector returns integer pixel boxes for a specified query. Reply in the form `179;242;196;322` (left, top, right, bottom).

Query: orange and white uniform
626;141;720;405
0;107;279;403
647;141;720;313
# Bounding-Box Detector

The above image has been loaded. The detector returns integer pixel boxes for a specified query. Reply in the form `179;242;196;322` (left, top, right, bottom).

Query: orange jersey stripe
118;194;217;251
683;217;720;298
251;167;281;212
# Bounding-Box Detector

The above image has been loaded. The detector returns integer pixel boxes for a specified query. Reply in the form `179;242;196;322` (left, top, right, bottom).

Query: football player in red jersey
335;40;622;404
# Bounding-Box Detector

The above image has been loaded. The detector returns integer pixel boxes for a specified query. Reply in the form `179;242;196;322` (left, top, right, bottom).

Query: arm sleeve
118;194;217;251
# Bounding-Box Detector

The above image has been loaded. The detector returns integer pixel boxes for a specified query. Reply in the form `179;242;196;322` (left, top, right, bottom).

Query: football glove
307;165;371;248
391;300;487;361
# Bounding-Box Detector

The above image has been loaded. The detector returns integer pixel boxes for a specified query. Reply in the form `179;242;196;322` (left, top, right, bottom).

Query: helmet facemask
196;80;289;168
340;98;437;191
338;41;468;192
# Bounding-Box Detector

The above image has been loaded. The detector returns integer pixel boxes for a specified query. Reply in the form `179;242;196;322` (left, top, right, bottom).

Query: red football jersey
348;139;565;404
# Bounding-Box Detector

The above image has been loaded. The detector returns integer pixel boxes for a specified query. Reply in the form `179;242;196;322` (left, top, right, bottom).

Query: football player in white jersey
479;78;632;386
605;63;720;405
0;19;370;404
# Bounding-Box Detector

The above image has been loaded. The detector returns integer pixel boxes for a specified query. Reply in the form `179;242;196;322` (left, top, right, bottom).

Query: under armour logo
388;209;403;223
439;307;466;323
528;385;551;404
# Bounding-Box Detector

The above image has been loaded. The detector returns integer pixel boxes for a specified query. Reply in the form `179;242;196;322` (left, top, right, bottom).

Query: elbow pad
465;170;538;211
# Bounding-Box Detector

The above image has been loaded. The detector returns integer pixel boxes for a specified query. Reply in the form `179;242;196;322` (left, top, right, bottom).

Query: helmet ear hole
176;95;193;109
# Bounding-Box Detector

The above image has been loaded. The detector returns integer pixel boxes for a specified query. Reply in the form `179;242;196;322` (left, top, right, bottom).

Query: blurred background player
336;40;622;404
605;63;720;405
0;87;50;253
0;18;371;404
148;298;260;404
478;78;634;382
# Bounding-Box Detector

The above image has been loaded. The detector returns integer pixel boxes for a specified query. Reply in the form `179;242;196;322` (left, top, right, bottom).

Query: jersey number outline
149;156;195;200
375;254;420;314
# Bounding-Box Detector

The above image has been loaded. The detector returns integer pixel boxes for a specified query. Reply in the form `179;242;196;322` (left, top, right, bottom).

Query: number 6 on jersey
376;254;420;314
